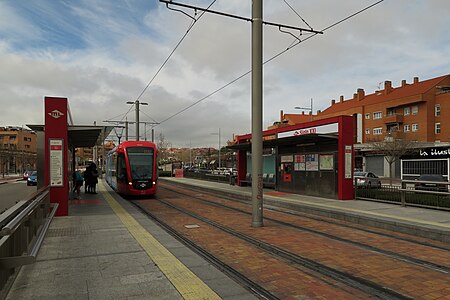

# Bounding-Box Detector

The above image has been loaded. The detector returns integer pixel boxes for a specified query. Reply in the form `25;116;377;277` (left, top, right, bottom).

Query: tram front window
127;147;154;180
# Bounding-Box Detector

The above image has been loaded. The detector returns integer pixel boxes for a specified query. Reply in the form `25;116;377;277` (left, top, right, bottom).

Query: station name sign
278;123;338;139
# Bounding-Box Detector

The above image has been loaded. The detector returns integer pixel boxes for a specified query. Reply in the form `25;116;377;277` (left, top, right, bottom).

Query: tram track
162;181;450;252
131;200;278;300
131;182;450;299
159;184;450;275
149;197;412;299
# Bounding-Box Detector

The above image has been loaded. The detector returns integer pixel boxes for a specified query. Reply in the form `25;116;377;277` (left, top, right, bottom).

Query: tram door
278;155;294;193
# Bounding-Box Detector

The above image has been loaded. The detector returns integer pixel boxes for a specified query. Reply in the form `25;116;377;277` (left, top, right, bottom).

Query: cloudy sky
0;0;449;148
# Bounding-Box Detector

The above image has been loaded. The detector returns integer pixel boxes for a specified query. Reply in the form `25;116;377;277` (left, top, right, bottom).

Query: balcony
384;113;403;124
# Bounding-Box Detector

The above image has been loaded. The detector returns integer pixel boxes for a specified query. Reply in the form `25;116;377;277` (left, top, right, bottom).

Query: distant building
0;126;37;174
270;74;450;177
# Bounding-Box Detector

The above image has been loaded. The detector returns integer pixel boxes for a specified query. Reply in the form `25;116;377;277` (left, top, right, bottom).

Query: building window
365;113;370;119
387;125;399;132
412;123;419;132
404;124;410;132
373;127;382;135
387;108;396;116
373;112;382;119
365;128;370;134
435;123;441;134
411;105;418;115
435;104;441;116
404;107;410;116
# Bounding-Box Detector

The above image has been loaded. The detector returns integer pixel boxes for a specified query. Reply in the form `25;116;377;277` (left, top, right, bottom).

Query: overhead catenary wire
150;0;385;130
134;0;217;104
104;0;216;129
282;0;313;30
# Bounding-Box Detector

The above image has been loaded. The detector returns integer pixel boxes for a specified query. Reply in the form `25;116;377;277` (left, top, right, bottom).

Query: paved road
0;180;36;212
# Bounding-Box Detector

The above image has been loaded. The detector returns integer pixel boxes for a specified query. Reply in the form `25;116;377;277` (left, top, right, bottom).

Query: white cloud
0;0;449;148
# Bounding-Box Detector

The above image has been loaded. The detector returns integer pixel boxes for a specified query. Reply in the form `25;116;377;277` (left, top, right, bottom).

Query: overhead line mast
160;0;323;35
160;0;322;228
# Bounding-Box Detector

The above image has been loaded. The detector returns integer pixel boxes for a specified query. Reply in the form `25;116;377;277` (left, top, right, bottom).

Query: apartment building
273;74;450;177
0;126;37;174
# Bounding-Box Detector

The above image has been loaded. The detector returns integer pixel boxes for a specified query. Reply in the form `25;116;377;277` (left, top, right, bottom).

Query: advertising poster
305;154;319;171
49;139;64;186
280;155;293;163
320;154;334;170
294;155;305;171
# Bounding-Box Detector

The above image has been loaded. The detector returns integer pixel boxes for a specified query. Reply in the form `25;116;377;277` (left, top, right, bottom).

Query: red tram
105;141;158;196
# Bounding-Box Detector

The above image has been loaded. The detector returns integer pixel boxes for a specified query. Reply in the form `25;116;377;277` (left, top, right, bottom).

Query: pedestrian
89;163;99;194
83;165;92;193
73;170;84;199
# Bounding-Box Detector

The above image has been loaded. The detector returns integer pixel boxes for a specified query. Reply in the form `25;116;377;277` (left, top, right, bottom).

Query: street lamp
210;128;221;169
294;98;314;120
126;100;148;141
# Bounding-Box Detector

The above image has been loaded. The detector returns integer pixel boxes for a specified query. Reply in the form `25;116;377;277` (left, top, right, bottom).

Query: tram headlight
128;182;133;186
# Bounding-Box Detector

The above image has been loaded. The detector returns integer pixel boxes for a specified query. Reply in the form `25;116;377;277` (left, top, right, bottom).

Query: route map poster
49;139;64;187
320;154;334;170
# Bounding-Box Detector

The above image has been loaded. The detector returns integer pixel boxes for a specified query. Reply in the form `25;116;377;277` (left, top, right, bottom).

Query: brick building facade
0;126;37;174
272;74;450;177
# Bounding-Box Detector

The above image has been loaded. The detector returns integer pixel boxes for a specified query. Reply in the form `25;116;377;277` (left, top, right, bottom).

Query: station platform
5;177;450;299
6;180;256;300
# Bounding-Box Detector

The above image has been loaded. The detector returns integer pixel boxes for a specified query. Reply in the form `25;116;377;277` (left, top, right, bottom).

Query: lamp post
294;98;313;120
126;100;148;141
210;128;221;169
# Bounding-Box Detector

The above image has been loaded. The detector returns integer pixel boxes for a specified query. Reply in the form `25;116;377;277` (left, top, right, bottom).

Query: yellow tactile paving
99;181;221;300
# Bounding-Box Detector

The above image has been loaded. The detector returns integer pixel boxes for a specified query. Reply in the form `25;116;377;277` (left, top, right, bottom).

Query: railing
0;187;58;299
384;113;404;124
355;180;450;211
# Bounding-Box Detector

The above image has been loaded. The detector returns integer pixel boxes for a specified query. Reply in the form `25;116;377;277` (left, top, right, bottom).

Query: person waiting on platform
73;170;84;199
83;165;92;193
85;163;99;194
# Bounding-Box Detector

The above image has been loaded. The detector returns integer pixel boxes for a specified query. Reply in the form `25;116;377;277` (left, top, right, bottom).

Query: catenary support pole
251;0;263;228
135;101;140;141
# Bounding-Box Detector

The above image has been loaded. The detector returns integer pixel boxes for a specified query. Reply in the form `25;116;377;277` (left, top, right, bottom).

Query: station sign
278;123;338;139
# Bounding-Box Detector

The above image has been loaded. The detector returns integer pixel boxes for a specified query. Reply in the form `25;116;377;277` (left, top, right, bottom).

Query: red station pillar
44;97;69;216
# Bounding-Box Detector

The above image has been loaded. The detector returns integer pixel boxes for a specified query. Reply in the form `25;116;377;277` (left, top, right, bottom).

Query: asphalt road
0;180;36;212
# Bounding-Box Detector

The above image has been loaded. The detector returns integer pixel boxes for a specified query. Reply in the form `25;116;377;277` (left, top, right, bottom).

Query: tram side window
117;153;127;181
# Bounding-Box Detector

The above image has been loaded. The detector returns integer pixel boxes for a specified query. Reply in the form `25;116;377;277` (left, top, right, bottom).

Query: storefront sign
278;123;338;139
49;139;64;187
419;148;450;158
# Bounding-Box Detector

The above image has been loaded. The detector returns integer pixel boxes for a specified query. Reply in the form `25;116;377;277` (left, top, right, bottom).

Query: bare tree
156;133;172;165
368;133;415;185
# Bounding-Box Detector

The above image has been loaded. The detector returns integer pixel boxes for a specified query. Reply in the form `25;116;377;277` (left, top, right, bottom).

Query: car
414;174;448;192
354;171;382;188
27;171;38;186
23;170;34;180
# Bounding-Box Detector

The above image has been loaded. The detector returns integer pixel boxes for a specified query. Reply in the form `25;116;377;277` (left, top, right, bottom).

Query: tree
368;133;415;185
156;133;172;165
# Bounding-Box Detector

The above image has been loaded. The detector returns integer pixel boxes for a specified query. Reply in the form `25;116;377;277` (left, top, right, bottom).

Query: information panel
49;139;64;186
345;145;352;179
